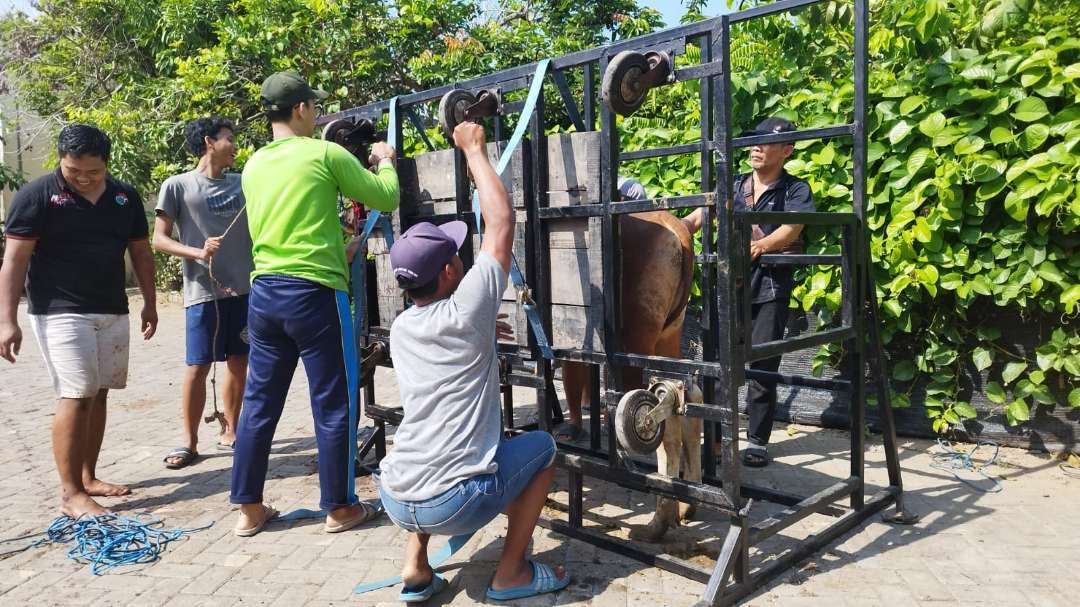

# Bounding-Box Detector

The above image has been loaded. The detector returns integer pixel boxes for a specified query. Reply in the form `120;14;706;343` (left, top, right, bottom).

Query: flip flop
553;421;582;442
234;504;279;537
398;572;447;603
324;501;380;533
163;447;198;469
217;441;235;451
486;561;570;601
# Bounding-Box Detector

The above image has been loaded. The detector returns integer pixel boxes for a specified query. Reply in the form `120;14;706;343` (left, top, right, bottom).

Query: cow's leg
630;419;681;543
658;322;701;523
559;362;587;440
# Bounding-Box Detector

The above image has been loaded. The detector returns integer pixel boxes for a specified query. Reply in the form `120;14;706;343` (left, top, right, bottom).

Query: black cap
259;71;329;112
743;116;796;137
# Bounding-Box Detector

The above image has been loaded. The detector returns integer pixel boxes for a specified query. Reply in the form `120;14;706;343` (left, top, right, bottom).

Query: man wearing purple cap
376;122;569;603
684;116;815;467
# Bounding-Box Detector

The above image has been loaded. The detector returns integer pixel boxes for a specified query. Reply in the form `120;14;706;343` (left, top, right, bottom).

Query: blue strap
354;531;475;594
335;290;361;505
472;59;555;360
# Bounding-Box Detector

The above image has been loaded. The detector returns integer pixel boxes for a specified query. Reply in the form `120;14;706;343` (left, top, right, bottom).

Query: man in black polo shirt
0;124;158;517
683;116;814;467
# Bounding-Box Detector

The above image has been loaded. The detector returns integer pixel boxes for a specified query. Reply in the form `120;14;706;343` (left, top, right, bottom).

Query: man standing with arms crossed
0;124;158;517
154;116;253;469
377;122;569;602
230;72;399;536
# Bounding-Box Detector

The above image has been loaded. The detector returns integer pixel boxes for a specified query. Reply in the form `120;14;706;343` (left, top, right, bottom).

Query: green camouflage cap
259;71;329;111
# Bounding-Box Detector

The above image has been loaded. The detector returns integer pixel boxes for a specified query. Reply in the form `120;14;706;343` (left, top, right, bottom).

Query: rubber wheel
321;119;354;145
438;89;477;139
602;51;651;116
615;389;666;456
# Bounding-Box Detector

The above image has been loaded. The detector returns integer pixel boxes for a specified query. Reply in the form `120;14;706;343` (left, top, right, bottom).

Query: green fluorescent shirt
241;136;399;292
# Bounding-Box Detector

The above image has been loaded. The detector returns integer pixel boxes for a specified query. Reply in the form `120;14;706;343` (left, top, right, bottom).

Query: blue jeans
379;431;556;536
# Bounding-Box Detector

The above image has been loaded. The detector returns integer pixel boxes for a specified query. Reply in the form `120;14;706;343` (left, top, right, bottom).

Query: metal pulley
614;379;685;455
601;50;675;116
437;88;502;138
321;118;386;164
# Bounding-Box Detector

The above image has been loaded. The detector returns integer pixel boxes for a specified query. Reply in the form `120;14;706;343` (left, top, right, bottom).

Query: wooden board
398;140;528;216
546;132;600;207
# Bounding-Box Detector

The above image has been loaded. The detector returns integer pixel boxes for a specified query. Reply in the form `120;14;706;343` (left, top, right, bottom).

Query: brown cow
561;203;703;542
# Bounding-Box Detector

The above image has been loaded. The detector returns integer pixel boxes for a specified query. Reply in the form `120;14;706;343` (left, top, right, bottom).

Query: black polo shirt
734;170;815;304
4;170;149;315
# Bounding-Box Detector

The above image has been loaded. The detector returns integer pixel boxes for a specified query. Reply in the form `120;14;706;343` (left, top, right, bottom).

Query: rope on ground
0;514;213;574
930;438;1003;493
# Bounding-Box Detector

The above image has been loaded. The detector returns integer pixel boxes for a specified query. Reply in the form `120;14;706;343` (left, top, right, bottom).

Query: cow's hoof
630;520;670;543
679;502;696;522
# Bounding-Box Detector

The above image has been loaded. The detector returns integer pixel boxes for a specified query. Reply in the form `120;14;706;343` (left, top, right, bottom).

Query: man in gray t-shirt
153;117;253;469
376;123;568;603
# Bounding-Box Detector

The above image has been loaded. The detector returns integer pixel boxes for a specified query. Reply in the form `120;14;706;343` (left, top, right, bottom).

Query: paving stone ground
1;296;1078;606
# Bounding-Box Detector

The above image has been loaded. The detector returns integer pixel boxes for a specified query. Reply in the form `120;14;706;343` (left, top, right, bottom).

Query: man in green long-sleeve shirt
231;71;399;536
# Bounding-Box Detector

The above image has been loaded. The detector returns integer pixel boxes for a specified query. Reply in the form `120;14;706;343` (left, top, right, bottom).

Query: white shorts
29;313;130;399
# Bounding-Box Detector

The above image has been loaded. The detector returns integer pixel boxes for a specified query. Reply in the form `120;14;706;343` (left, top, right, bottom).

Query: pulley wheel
601;51;651;116
438;89;478;139
321;119;355;145
615;389;666;456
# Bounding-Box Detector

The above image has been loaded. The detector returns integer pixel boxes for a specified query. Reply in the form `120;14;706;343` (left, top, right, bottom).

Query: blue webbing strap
472;59;555;360
354;531;476;594
335;290;361;505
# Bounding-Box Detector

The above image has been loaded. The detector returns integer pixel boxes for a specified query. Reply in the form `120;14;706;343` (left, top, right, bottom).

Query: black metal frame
323;1;908;604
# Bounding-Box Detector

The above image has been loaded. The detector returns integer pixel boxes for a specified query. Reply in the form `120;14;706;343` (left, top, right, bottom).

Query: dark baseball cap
390;221;469;288
743;116;797;137
259;71;329;112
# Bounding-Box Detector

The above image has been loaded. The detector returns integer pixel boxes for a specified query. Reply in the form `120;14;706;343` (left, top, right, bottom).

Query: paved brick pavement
1;296;1078;606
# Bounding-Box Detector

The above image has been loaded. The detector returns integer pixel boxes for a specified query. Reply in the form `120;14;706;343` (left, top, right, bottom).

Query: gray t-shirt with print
380;252;508;502
156;170;254;307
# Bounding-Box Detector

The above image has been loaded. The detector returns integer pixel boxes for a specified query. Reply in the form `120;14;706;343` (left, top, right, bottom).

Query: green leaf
1002;361;1027;385
892;360;916;381
960;65;995;81
888;120;913;145
1028;369;1045;384
1020;123;1050;151
1011;96;1049;122
1036;261;1065;285
1069;388;1080;408
1003;191;1029;222
1006;398;1030;424
989;127;1015;145
986;381;1007;404
940;273;963;290
1061;285;1080;314
913;217;932;243
953;402;978;419
973;346;994;372
954;136;985;155
899;95;926;115
918;112;947;137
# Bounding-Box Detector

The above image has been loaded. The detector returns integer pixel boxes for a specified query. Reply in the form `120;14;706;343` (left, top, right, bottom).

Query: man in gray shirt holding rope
377;122;569;602
153;117;253;469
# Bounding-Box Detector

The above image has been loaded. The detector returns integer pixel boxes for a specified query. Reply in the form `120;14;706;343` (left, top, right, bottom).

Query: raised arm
453;122;512;273
327;142;400;213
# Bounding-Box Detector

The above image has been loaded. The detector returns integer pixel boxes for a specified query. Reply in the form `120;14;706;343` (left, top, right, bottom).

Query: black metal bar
583;62;596;131
702;521;746;604
745;368;850;391
729;0;827;23
732;124;853;148
568;472;584;528
374;420;387;460
611;352;730;379
713;16;742;514
598;50;622;470
552;69;586;132
588;363;602;452
538;518;711;583
554;451;737;512
697;253;843;266
748;326;856;362
536;193;714;219
741;211;856;226
674;60;726;82
620;142;704;162
527;83;555;434
749;477;859;543
698;28;719;486
502;385;514;429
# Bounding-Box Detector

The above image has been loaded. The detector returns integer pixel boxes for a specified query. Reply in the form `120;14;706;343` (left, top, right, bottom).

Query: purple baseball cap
389;220;468;288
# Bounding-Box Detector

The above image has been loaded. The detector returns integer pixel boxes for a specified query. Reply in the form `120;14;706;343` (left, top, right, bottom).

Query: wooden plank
549;249;592;306
399;141;526;218
547;132;600;207
548;218;592;249
377;293;406;327
498;300;528;347
373;254;399;297
552;303;603;352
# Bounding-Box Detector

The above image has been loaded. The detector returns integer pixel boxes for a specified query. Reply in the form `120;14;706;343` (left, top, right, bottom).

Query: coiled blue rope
930;438;1003;493
0;514;213;574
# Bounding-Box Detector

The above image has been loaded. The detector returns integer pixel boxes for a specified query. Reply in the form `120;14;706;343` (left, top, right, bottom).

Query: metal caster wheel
601;50;674;116
615;388;666;456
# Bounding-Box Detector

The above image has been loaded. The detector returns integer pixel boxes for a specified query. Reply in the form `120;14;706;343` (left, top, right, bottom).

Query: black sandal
741;446;768;468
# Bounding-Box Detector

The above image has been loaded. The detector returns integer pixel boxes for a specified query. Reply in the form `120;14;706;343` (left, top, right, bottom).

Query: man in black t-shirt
0;124;158;517
683;116;815;467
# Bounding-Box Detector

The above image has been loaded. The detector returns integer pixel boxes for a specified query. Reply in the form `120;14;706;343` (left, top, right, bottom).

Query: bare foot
61;492;108;518
83;478;131;497
491;562;567;591
235;503;278;537
218;432;236;448
401;563;434;589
